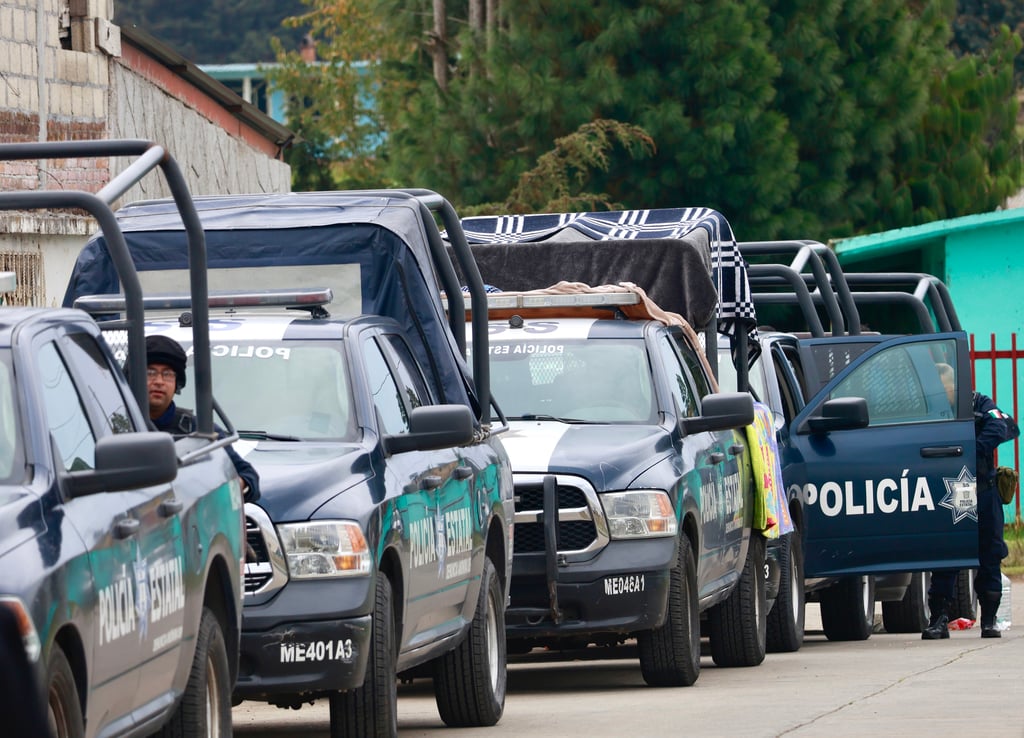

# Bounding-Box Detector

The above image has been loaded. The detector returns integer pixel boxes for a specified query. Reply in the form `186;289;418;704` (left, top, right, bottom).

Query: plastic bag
996;466;1019;505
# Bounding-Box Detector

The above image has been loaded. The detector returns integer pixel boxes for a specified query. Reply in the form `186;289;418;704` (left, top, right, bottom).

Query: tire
708;533;767;667
766;531;805;653
433;558;506;727
952;569;978;620
331;574;397;738
156;607;232;738
881;572;929;633
820;575;875;641
637;535;700;687
47;644;84;738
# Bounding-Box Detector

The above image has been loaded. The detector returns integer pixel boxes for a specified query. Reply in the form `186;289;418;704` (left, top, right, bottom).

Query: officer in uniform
924;366;1019;639
146;335;261;501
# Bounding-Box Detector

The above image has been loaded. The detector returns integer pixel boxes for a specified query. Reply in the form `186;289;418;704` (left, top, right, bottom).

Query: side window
38;342;96;471
382;335;430;408
658;336;700;418
828;338;957;426
771;347;801;425
674;335;713;399
362;337;409;435
62;332;136;434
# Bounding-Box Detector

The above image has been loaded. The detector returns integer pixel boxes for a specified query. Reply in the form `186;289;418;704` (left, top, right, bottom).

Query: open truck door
787;332;978;578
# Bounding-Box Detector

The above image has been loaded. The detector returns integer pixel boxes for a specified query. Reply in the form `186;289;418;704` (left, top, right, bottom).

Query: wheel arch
202;552;240;686
485;516;507;595
51;623;87;721
377;547;404;642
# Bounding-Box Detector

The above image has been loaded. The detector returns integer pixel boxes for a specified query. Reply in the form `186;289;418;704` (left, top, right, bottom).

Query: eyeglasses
147;368;177;382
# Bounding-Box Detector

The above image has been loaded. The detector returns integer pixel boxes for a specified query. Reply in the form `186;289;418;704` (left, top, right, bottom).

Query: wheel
637;535;700;687
155;607;231;738
952;569;978;620
708;533;767;667
766;531;805;653
433;558;506;727
881;572;929;633
331;574;397;738
47;644;84;738
819;575;875;641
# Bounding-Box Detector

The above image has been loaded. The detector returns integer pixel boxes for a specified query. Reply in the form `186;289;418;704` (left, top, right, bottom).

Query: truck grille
512;474;608;559
243;504;289;598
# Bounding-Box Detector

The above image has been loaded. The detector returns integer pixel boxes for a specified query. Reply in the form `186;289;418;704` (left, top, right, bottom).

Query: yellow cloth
744;402;794;539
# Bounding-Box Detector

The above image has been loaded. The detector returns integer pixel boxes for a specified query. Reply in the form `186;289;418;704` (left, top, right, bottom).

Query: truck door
787;333;977;578
59;330;190;719
362;334;472;651
659;334;739;590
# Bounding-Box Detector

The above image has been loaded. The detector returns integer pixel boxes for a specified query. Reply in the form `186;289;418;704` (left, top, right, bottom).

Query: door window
658;336;700;418
828;338;958;426
63;332;137;434
38;342;96;471
363;337;409;434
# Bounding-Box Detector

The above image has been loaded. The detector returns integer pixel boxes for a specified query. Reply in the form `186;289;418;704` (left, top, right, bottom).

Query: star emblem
939;466;977;524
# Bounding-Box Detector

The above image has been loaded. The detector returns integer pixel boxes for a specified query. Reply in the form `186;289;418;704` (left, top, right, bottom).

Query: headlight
277;521;371;579
0;596;40;662
600;491;677;539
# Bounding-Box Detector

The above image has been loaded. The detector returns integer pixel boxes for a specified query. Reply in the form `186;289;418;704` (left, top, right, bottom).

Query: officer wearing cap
145;335;260;501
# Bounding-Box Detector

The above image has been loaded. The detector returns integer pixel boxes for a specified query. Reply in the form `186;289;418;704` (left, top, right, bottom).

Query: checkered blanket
457;207;756;339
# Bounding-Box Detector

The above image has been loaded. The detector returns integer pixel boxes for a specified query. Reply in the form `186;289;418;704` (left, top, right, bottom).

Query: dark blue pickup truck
65;190;516;737
0;140;244;738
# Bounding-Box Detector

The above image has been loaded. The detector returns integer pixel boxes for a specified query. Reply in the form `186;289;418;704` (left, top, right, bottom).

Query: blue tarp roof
63;192;475;409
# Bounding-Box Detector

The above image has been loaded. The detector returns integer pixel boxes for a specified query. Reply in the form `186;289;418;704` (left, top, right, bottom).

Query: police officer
146;334;261;501
924;367;1019;639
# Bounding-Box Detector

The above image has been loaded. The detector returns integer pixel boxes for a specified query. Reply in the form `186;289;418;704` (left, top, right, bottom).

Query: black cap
146;334;187;390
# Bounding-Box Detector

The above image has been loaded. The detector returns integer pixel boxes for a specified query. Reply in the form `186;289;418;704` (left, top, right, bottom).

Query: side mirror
67;432;178;497
383;404;475;455
806;397;870;434
681;392;755;435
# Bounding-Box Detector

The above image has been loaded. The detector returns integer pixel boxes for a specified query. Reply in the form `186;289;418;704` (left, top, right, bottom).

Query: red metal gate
970;333;1021;523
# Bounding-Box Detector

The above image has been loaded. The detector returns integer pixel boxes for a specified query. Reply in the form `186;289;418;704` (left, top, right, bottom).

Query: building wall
0;0;290;307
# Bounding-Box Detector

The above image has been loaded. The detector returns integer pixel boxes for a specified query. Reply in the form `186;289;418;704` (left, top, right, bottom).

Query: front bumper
506;537;676;638
234;578;373;699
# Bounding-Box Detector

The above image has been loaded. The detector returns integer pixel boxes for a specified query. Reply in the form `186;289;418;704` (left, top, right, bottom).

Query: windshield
483;337;656;423
716;346;768;401
178;340;358;441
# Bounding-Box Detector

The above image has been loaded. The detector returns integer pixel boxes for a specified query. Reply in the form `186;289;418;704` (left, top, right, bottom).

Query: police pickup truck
718;252;983;650
65;191;515;737
465;285;762;686
0;140;244;738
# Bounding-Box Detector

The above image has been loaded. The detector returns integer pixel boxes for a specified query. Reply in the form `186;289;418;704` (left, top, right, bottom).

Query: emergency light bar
442;289;642;312
0;272;15;293
74;287;334;314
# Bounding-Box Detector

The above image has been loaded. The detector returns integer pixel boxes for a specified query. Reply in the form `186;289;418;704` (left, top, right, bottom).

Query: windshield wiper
509;414;588;424
238;430;303;442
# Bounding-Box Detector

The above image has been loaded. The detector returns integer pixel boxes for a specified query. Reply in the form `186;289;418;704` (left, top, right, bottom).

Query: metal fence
970;333;1021;523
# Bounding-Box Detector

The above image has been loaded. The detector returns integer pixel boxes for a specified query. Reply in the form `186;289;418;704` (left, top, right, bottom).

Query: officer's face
147;362;176;418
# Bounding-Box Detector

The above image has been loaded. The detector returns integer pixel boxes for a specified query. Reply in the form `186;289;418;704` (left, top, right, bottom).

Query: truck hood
239;442;371;522
503;421;671;489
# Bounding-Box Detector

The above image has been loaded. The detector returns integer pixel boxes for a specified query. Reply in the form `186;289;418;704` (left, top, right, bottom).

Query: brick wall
0;0;291;306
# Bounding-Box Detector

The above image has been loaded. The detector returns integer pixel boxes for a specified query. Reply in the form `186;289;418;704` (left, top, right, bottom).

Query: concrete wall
0;0;291;307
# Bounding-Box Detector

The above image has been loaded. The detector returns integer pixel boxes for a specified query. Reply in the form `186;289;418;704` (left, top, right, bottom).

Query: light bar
75;287;334;314
0;272;15;293
442;289;642;312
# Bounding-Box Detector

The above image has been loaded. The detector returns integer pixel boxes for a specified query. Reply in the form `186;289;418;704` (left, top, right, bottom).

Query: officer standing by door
924;364;1019;639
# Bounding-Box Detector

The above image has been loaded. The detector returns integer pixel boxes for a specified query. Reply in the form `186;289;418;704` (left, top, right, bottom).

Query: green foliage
115;0;307;63
462;119;656;216
264;0;1022;238
952;0;1024;88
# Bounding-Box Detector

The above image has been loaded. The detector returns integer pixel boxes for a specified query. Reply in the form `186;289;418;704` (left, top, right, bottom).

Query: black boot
979;591;1002;638
922;596;950;640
